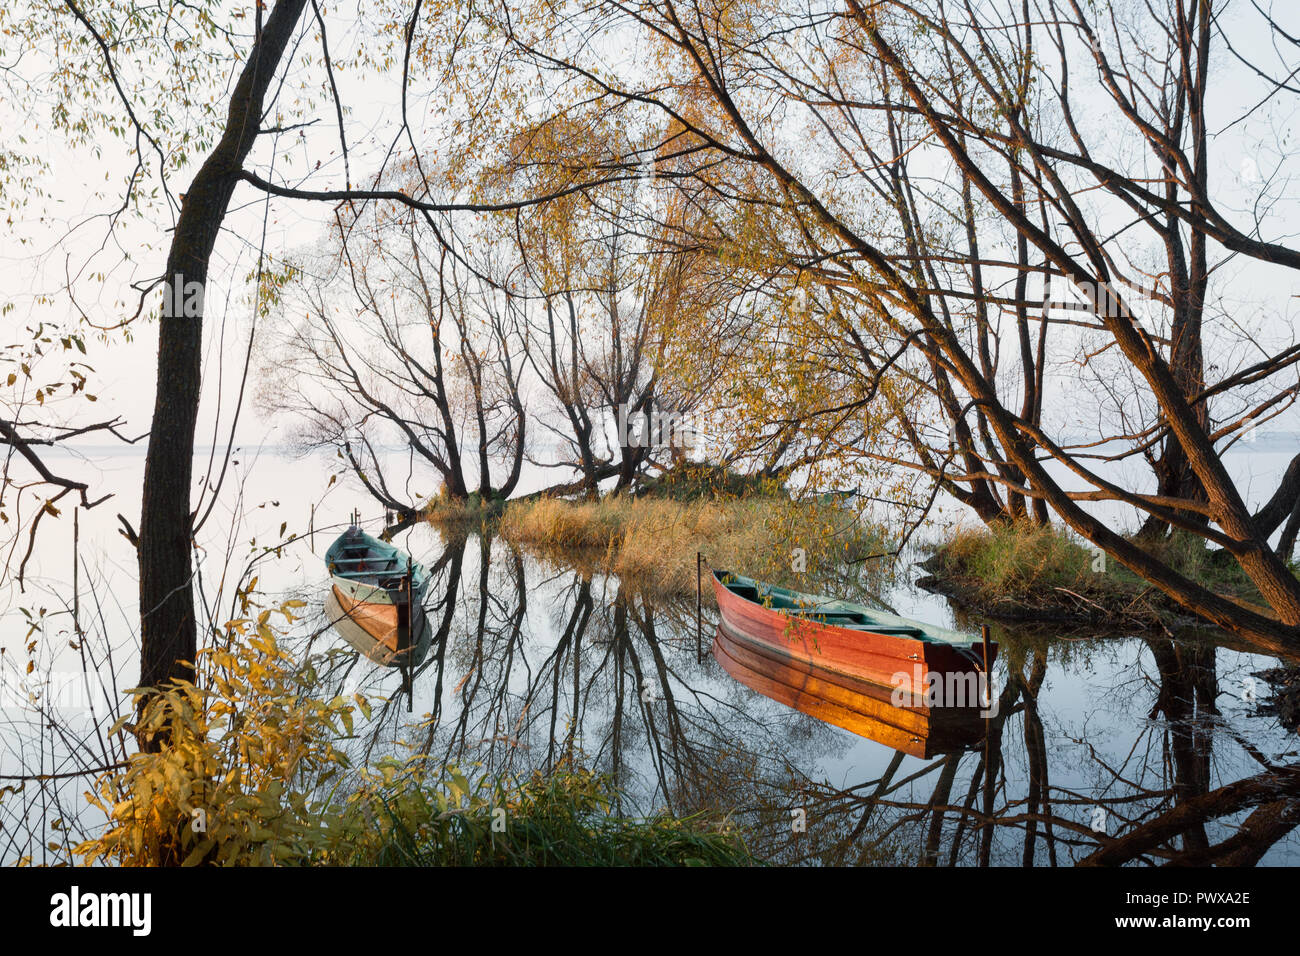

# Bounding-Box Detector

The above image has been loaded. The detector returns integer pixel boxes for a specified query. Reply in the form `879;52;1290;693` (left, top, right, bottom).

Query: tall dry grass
936;521;1096;598
496;495;889;598
926;521;1271;623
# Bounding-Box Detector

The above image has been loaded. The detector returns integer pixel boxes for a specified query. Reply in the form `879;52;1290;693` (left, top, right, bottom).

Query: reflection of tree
426;535;529;776
771;626;1298;866
397;534;840;822
536;575;594;772
1145;638;1217;854
317;533;1300;866
781;653;1032;866
1017;650;1055;866
1079;763;1300;866
1075;636;1300;866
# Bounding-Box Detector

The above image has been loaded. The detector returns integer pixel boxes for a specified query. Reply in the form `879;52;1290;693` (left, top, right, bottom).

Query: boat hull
713;625;986;758
711;570;995;698
326;584;430;666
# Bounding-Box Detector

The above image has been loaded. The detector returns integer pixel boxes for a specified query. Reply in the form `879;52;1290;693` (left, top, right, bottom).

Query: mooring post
981;623;991;704
696;552;703;663
406;552;415;712
72;506;80;640
404;552;413;637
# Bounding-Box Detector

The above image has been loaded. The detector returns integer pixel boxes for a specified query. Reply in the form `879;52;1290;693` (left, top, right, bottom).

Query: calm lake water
287;529;1299;866
2;442;1298;865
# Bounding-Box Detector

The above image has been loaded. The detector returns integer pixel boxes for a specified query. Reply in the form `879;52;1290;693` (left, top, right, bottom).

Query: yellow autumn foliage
75;602;361;866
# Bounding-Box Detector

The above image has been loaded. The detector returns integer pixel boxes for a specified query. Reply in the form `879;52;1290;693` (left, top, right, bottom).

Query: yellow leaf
107;714;132;736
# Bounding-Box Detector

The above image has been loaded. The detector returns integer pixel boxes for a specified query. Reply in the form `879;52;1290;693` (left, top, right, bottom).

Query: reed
923;521;1269;626
495;494;891;598
339;762;755;867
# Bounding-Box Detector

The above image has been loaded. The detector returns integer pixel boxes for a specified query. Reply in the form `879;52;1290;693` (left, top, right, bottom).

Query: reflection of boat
712;570;994;695
325;525;430;666
713;626;986;758
325;586;431;666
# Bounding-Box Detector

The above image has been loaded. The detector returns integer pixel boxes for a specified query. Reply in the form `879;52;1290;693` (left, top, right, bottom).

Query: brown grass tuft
494;495;890;598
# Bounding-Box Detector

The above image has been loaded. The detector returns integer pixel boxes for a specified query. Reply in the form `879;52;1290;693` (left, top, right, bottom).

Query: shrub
331;758;753;866
72;600;753;867
75;602;359;866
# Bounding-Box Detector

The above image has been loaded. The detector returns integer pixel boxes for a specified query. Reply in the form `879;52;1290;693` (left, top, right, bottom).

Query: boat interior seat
730;582;928;638
785;608;925;637
332;556;399;574
786;609;864;622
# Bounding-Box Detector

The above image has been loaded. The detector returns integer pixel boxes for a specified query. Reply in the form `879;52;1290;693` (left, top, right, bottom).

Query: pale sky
2;1;1296;479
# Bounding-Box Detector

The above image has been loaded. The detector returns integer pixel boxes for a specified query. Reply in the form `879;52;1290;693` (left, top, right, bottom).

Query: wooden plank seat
330;556;400;574
782;608;924;636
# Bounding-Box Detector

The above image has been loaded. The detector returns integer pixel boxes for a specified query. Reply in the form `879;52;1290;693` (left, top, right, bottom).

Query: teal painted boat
325;525;430;664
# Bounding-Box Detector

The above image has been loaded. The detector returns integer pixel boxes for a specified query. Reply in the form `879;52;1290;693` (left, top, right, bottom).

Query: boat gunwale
325;527;431;593
712;568;986;649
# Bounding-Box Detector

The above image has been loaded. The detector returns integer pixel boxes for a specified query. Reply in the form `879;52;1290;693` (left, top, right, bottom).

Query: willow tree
270;215;529;508
449;0;1300;651
502;124;738;496
2;0;636;702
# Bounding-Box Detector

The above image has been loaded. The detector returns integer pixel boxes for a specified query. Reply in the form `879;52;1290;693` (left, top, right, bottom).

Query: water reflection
712;625;987;759
308;531;1300;866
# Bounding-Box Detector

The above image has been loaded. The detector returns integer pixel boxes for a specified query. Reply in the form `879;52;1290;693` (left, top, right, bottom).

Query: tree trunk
138;0;309;710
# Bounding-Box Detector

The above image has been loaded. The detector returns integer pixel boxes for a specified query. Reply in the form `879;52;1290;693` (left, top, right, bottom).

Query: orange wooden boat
712;570;994;700
713;624;986;758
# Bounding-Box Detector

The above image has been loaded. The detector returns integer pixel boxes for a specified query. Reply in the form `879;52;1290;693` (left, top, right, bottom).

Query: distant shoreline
40;432;1300;458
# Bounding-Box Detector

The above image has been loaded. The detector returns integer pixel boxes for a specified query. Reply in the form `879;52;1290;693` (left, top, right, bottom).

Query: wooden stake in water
696;552;703;663
404;552;414;712
73;506;80;640
980;624;991;706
